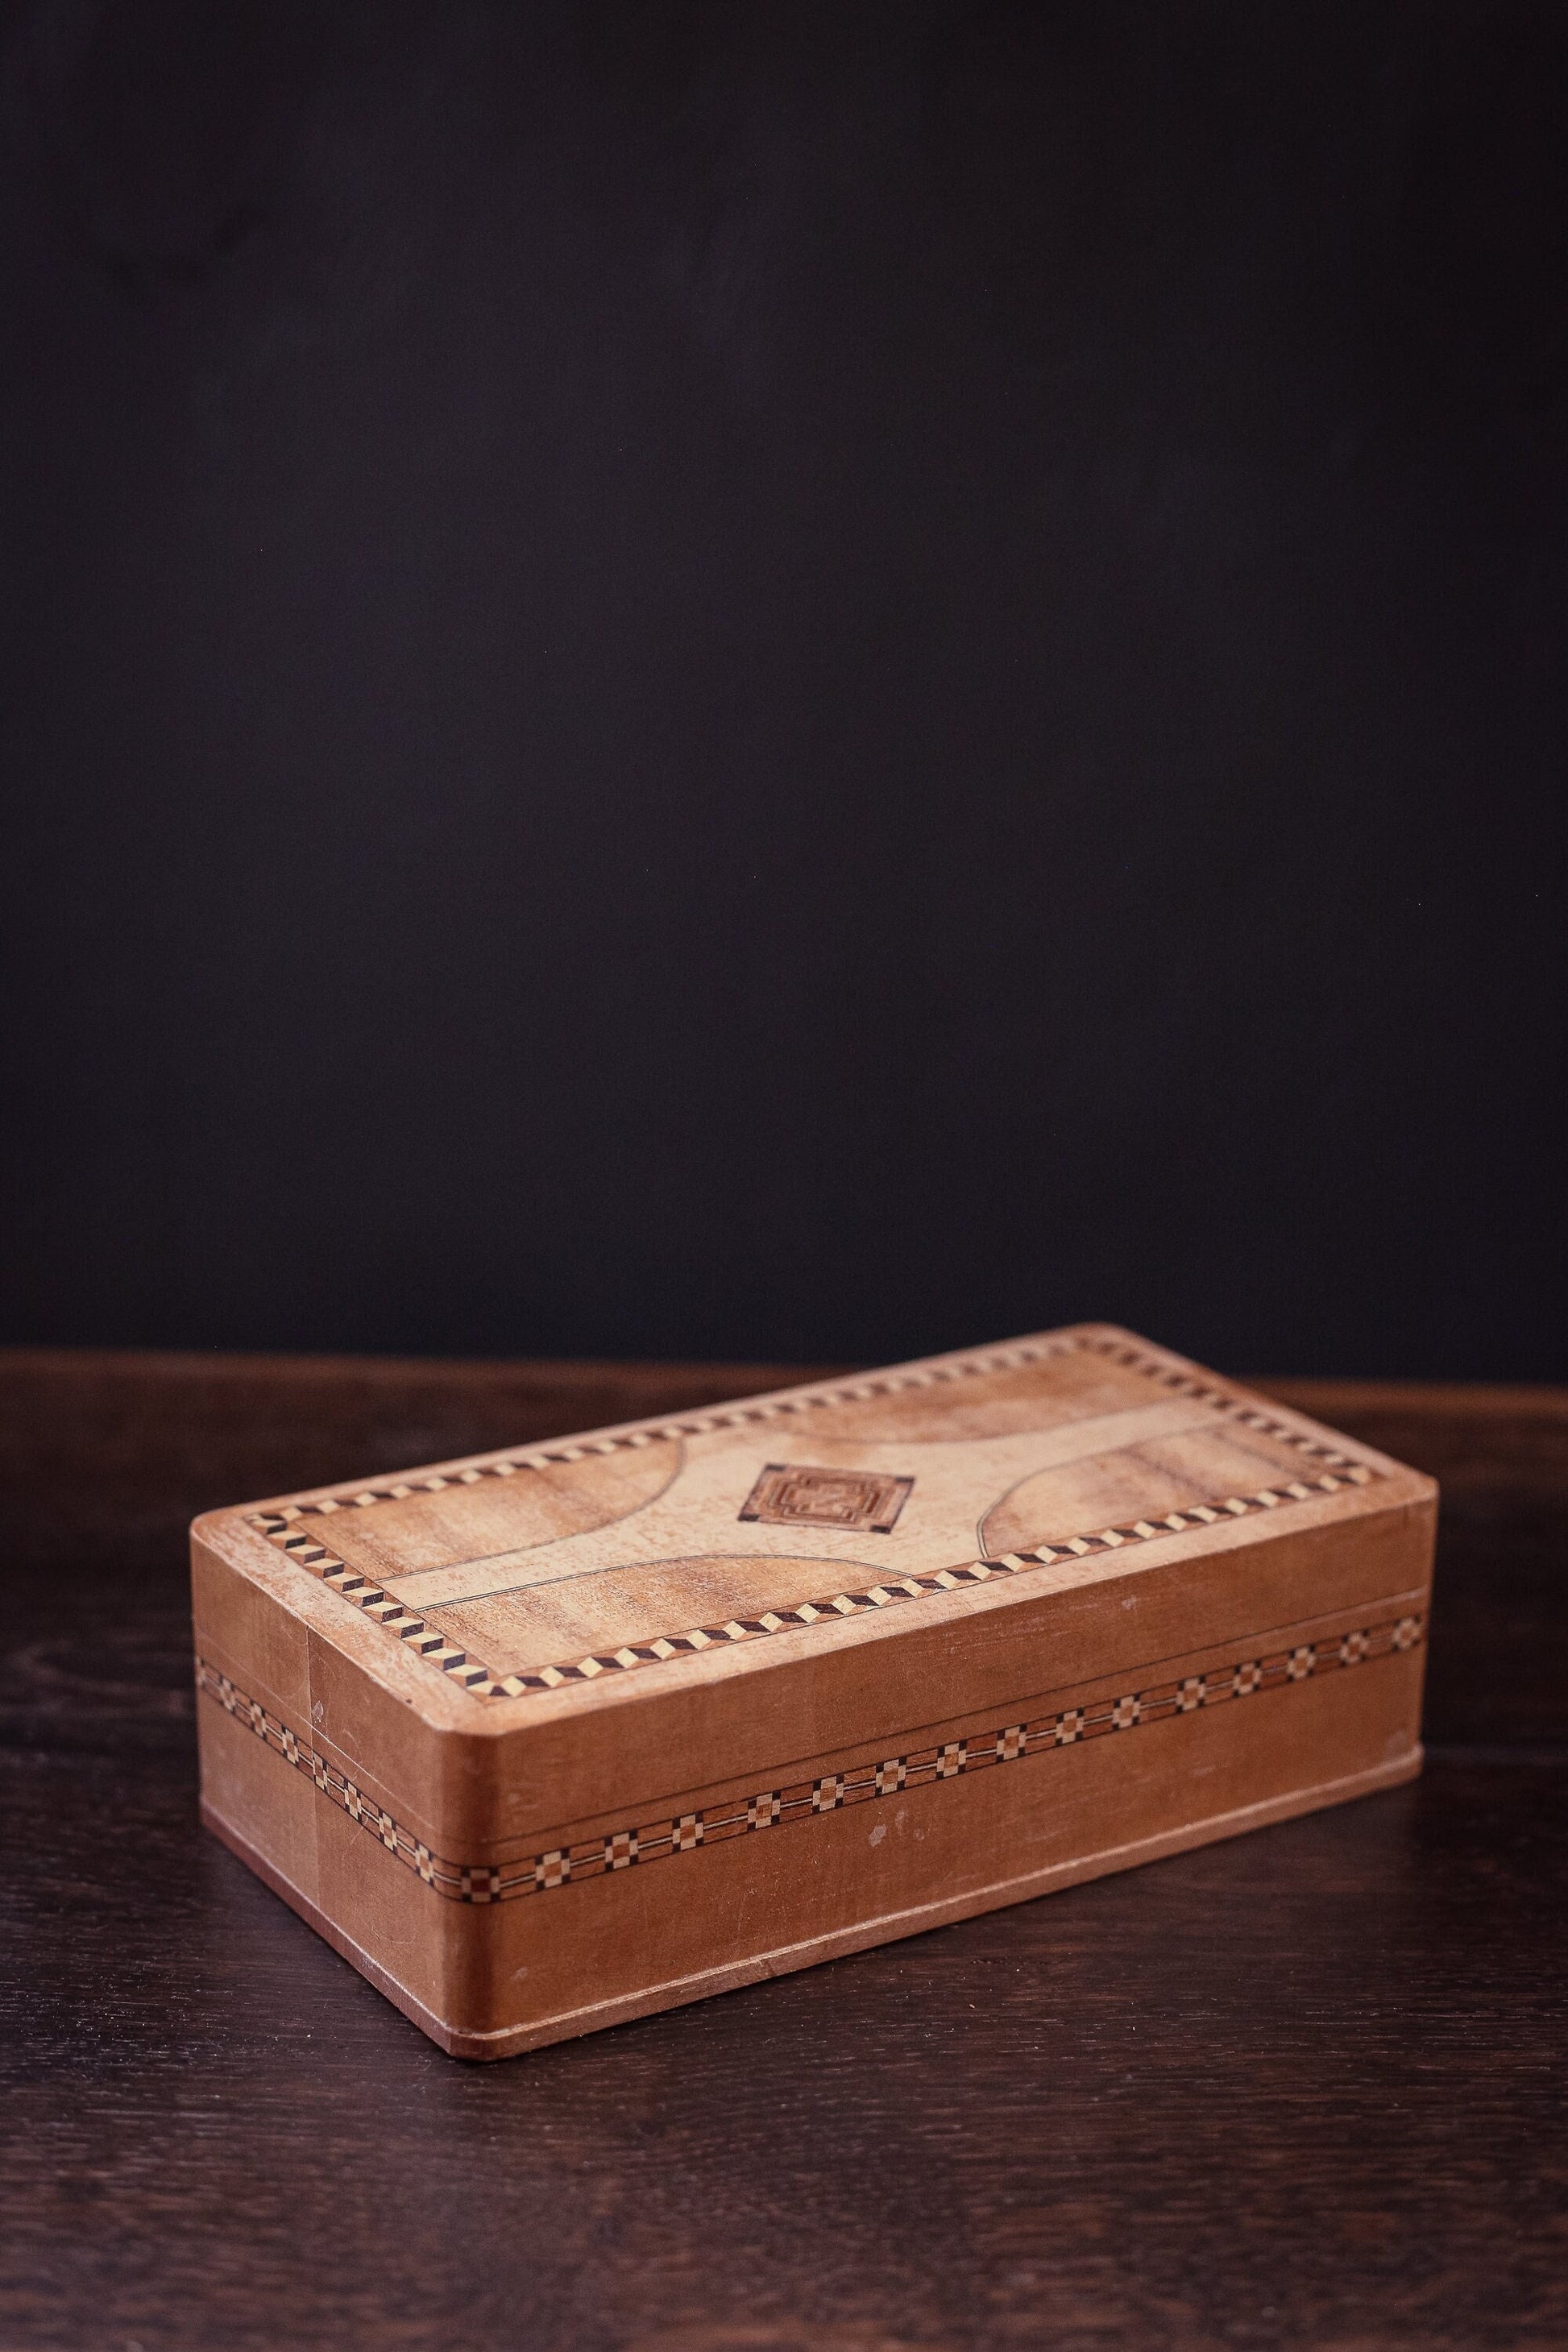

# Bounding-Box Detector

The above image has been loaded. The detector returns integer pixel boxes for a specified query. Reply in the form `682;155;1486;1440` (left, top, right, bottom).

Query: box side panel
191;1530;489;2030
196;1581;1426;2057
462;1634;1425;2056
192;1532;322;1908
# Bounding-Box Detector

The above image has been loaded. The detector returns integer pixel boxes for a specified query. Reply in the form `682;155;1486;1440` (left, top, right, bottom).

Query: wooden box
191;1325;1435;2059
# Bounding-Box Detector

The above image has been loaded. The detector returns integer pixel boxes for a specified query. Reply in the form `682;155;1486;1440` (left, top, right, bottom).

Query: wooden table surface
2;1351;1564;2352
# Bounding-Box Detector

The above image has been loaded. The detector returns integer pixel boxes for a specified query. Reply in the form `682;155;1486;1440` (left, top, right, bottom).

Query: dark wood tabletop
3;1350;1564;2352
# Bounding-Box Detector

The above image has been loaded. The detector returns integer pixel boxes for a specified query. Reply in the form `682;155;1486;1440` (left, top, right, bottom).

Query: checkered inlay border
197;1612;1423;1905
240;1334;1387;1703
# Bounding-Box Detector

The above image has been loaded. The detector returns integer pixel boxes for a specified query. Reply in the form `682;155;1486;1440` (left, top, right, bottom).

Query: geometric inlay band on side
242;1333;1387;1704
197;1612;1424;1905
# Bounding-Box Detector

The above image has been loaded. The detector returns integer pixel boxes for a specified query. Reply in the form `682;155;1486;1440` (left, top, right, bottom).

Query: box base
202;1745;1421;2060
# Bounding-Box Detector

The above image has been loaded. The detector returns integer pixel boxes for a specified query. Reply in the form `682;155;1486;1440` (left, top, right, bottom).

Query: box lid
192;1325;1435;1850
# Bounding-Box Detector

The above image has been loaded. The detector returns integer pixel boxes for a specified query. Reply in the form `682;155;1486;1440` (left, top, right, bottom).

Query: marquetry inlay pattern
197;1613;1425;1906
243;1335;1383;1703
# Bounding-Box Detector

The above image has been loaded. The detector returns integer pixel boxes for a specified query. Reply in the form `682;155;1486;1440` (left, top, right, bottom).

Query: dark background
2;0;1564;1378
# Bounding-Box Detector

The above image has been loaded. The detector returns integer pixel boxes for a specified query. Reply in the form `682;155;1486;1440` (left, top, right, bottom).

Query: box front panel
197;1591;1426;2056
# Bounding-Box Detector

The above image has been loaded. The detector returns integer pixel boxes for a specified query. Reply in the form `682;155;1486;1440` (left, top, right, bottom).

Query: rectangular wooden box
191;1325;1436;2059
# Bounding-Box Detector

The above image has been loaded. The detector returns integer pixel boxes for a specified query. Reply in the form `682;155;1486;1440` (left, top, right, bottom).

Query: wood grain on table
2;1351;1564;2352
